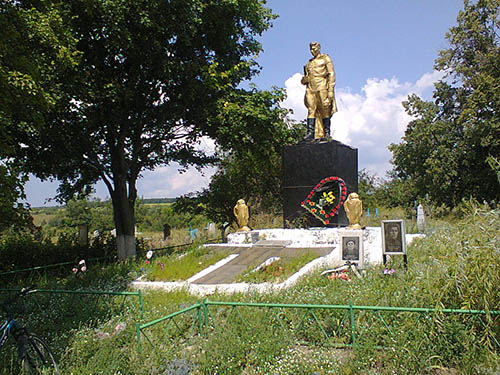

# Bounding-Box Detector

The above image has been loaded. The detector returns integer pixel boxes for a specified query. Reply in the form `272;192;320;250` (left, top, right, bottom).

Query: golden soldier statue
301;42;337;141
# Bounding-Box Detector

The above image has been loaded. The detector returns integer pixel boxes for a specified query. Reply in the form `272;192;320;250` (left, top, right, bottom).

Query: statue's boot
321;118;332;142
302;118;316;142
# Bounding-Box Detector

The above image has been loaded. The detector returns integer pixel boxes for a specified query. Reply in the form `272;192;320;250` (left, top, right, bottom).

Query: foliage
0;230;117;275
390;0;500;207
0;1;79;136
0;164;31;232
0;0;79;229
175;87;304;226
135;200;209;233
11;0;277;259
32;198;212;242
357;169;382;209
486;155;500;184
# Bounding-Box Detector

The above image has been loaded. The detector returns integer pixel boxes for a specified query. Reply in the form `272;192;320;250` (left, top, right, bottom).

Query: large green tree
390;0;500;206
14;0;276;258
0;0;78;230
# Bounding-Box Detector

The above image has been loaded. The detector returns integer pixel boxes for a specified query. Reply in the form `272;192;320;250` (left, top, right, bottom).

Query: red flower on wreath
300;176;347;225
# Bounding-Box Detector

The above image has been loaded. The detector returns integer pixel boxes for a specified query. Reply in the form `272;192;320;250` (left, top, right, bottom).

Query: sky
23;0;464;207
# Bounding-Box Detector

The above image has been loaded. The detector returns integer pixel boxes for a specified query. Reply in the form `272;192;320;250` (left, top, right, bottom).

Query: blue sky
24;0;464;207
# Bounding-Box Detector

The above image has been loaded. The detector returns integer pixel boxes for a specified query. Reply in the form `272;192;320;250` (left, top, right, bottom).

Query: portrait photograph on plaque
339;232;363;267
381;220;406;254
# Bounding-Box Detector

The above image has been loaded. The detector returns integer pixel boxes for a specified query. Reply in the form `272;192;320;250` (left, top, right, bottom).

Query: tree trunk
110;173;137;260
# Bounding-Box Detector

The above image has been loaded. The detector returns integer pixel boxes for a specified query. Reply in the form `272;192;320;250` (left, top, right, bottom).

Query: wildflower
114;323;126;333
383;268;395;275
79;259;87;272
96;331;111;340
145;260;150;264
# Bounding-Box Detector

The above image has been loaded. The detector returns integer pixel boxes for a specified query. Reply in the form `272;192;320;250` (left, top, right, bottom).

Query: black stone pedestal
282;140;358;227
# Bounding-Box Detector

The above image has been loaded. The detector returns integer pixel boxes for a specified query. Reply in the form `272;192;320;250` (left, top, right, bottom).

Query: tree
0;0;79;230
390;0;500;206
0;163;30;232
175;87;304;226
14;0;277;259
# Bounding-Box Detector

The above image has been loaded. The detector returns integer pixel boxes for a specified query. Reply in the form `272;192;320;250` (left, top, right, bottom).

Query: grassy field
1;205;499;374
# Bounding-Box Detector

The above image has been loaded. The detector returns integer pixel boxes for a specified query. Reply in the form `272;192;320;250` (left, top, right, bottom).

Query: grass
1;204;499;374
235;251;319;283
143;246;235;281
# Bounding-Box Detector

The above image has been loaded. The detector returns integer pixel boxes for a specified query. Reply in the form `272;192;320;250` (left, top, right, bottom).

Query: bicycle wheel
19;333;59;375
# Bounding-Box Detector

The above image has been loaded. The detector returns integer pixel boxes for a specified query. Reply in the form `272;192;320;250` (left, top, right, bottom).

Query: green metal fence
0;288;144;319
135;299;500;352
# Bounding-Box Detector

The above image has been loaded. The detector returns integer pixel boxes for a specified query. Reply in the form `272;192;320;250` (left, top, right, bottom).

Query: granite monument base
282;139;358;227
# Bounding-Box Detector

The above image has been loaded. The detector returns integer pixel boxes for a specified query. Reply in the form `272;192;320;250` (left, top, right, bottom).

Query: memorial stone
282;139;358;227
417;203;425;233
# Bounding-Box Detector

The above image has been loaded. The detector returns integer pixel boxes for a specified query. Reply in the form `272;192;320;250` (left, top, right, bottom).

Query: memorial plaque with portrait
339;231;363;267
381;220;406;254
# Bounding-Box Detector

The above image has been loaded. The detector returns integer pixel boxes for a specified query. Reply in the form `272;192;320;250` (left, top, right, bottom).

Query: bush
0;231;117;275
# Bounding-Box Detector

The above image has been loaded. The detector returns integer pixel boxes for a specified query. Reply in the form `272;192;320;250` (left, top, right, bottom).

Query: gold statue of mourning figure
344;192;363;229
301;42;337;142
233;199;250;231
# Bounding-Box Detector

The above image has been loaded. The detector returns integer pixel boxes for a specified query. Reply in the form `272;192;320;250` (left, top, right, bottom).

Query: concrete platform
191;246;332;284
130;228;424;296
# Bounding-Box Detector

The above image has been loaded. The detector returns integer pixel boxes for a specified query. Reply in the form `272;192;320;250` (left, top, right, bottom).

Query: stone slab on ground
253;240;292;247
192;246;333;285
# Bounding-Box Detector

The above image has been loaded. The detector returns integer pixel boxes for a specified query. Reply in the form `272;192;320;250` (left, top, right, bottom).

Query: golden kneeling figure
344;192;363;229
234;199;251;232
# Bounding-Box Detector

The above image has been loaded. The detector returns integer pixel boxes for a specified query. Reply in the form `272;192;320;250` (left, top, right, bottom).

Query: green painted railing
0;288;144;318
135;299;500;352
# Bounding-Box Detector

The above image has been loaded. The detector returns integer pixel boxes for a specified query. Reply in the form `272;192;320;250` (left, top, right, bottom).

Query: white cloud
281;71;442;177
137;164;216;198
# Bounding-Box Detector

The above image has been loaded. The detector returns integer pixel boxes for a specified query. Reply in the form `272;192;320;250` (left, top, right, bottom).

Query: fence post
136;322;142;353
349;301;356;347
138;290;144;319
197;301;203;333
202;298;209;332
